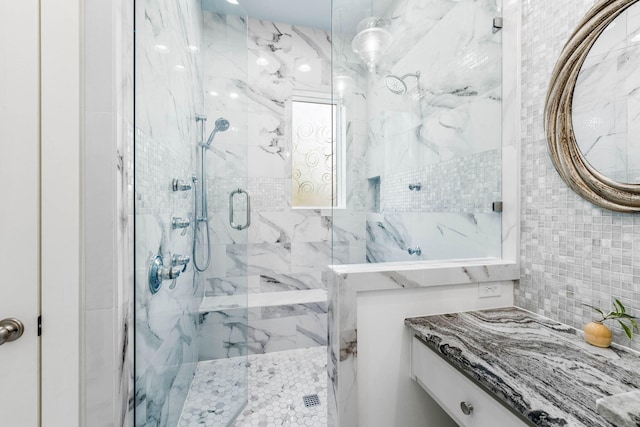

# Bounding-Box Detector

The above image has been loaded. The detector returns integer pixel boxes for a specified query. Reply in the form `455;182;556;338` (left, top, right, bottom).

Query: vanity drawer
411;336;529;427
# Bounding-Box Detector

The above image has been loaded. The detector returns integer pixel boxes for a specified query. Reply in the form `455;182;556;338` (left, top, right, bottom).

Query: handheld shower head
204;117;230;146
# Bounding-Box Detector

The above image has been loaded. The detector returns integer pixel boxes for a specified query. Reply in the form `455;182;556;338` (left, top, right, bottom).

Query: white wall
357;281;515;427
83;0;134;425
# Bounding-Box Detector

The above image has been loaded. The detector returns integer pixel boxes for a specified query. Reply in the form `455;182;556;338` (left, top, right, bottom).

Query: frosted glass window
292;100;337;208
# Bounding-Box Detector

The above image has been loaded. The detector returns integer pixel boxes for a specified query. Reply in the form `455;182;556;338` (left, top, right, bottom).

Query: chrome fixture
460;401;474;415
492;17;503;33
203;117;230;148
172;178;192;192
0;318;24;346
352;17;393;72
229;188;251;231
149;255;182;294
172;217;191;231
169;254;190;289
408;182;422;191
193;115;231;272
171;254;191;272
385;71;421;95
407;246;422;256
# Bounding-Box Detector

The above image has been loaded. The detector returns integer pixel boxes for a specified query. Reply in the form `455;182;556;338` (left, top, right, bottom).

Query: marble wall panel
198;16;333;360
198;302;327;360
134;0;204;425
366;212;501;262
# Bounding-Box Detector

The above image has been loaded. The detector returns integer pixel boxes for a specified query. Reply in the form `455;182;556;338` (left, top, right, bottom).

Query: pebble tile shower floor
178;347;328;427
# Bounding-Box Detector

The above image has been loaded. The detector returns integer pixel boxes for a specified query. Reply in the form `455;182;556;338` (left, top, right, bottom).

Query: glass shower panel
332;0;503;264
134;0;249;425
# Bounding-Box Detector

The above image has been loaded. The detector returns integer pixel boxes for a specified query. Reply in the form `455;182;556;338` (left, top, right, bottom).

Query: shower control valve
172;254;191;272
157;266;182;281
149;255;183;294
172;217;191;229
408;182;422;191
172;179;193;192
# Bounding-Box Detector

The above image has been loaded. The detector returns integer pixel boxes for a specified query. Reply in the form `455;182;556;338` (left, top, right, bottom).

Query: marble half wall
327;260;519;427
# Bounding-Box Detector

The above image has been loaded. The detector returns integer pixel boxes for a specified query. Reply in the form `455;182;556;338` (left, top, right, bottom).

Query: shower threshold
178;346;328;427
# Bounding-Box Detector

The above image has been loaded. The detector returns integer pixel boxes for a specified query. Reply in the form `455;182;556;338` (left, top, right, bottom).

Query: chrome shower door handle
229;188;251;231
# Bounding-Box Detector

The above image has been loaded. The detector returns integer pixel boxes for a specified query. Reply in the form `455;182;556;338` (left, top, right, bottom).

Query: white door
0;1;41;425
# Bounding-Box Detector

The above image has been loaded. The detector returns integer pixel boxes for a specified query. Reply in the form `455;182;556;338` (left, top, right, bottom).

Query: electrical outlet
478;283;502;298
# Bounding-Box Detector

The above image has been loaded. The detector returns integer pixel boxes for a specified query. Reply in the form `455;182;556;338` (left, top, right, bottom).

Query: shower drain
303;394;320;408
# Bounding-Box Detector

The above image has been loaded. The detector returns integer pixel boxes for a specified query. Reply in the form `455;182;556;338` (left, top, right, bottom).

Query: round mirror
545;0;640;212
572;1;640;184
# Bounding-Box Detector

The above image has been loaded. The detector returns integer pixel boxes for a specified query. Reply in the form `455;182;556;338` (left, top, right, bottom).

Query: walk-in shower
193;115;230;272
134;0;503;425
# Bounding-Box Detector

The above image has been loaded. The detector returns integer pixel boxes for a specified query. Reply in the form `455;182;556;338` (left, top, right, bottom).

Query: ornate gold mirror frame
545;0;640;212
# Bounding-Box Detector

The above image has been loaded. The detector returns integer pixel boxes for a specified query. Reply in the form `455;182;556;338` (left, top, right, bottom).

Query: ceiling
237;0;332;31
203;0;393;34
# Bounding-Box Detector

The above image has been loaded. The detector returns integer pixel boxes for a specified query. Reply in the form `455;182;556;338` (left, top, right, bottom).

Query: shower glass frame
331;0;504;265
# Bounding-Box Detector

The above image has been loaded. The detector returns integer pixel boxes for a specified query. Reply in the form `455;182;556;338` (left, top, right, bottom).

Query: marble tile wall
197;302;327;360
333;0;504;264
198;16;333;357
518;0;640;352
134;1;205;426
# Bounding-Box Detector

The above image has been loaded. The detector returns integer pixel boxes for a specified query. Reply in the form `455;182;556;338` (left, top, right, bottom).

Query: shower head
204;117;230;146
384;71;421;95
385;75;407;94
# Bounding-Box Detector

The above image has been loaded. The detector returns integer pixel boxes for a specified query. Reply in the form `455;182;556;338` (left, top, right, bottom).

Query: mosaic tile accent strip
380;149;501;214
178;347;328;427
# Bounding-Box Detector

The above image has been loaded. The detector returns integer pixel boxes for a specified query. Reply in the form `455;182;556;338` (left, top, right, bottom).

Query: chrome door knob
460;401;474;415
0;318;24;346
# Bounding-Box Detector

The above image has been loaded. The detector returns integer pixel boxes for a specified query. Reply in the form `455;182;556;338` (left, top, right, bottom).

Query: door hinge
37;315;42;336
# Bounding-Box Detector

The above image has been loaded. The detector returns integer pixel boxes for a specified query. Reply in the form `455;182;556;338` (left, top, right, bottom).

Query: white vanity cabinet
410;336;529;427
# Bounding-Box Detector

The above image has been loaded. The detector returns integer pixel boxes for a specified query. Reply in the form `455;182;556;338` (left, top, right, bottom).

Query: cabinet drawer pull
460;401;474;415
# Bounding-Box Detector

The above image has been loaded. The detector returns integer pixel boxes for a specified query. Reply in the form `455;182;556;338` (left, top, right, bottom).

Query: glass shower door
134;0;249;425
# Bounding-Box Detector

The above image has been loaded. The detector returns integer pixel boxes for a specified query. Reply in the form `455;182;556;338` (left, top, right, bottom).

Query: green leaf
619;320;633;340
614;299;626;314
619;313;638;320
631;319;639;332
583;304;606;320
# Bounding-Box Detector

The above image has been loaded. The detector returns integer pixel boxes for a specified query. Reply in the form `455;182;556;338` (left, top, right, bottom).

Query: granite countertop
405;307;640;427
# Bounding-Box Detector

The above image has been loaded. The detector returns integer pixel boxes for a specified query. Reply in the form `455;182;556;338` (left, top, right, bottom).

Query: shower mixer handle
172;217;191;229
149;255;183;294
408;182;422;191
172;179;192;192
408;246;422;256
172;254;191;272
157;266;182;281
